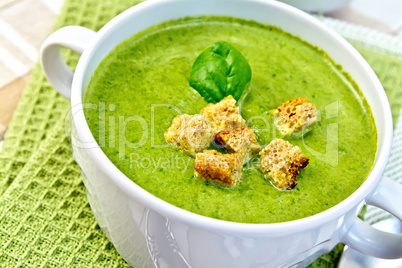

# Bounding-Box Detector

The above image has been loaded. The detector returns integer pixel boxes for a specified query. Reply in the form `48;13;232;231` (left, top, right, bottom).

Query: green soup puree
84;16;377;223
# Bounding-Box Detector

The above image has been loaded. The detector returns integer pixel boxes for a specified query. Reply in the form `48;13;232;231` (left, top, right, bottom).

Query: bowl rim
70;0;393;235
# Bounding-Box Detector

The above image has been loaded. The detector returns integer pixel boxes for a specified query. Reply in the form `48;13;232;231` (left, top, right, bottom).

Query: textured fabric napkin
1;1;402;266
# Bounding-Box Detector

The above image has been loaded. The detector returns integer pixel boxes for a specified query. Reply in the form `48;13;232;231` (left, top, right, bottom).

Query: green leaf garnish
189;41;252;103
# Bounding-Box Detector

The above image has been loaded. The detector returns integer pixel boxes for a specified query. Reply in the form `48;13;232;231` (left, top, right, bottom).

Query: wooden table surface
0;0;401;143
0;0;63;141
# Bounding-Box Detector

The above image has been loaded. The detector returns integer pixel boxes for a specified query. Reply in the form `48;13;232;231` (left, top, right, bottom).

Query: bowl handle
342;176;402;259
40;26;96;99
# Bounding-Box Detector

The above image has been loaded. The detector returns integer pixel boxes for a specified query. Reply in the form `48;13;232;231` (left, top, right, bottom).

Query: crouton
164;114;214;156
215;126;261;163
259;138;309;191
194;150;243;187
201;95;245;132
272;97;317;136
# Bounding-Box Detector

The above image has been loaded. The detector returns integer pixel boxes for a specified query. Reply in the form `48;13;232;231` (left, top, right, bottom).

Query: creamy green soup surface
84;16;377;223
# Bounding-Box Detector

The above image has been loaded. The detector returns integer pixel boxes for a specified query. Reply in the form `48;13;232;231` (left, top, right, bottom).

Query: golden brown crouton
272;97;317;136
194;150;243;187
164;114;214;156
215;126;261;163
259;138;309;191
201;95;245;132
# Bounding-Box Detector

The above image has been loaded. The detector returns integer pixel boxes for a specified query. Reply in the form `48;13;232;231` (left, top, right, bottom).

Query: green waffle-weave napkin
1;1;402;266
0;121;131;267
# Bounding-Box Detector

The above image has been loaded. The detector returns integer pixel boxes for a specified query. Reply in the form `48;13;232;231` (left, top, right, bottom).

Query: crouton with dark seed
201;95;245;132
215;126;261;163
271;97;317;136
259;138;309;191
164;114;214;156
194;150;243;187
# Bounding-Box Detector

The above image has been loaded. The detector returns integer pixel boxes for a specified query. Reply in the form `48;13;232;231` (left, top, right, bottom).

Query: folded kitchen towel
1;1;402;266
0;120;131;267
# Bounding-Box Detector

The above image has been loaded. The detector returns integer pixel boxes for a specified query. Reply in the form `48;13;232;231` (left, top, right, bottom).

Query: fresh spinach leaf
189;41;252;103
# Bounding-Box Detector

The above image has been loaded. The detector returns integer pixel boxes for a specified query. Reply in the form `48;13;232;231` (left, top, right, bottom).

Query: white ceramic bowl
279;0;352;13
40;0;402;267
